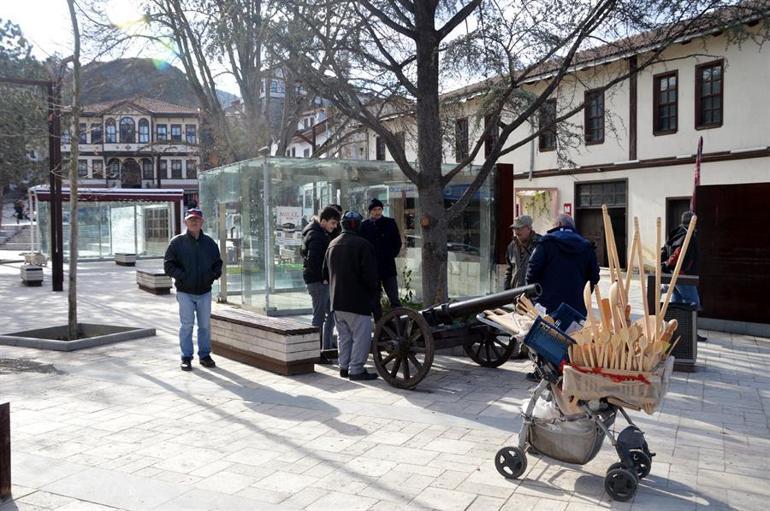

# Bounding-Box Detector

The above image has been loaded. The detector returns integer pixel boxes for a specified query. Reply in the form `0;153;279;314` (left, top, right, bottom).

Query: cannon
372;284;541;389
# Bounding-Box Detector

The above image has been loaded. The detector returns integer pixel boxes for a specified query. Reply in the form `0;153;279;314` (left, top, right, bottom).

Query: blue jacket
164;231;223;295
526;227;600;316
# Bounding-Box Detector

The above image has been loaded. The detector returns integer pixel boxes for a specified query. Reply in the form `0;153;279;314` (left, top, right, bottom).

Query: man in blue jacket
164;207;223;371
526;214;600;317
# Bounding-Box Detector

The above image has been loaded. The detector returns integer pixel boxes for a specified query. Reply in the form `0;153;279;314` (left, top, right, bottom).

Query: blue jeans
307;282;336;350
177;291;212;360
666;284;701;309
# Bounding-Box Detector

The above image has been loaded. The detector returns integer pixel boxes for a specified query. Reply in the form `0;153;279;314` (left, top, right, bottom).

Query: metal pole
48;81;64;291
218;202;228;303
28;188;35;253
263;157;271;312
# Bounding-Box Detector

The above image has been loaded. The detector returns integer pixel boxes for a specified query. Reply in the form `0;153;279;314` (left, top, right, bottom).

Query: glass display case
199;157;497;315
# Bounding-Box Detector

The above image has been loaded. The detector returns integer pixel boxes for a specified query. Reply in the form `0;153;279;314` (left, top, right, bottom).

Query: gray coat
504;233;541;290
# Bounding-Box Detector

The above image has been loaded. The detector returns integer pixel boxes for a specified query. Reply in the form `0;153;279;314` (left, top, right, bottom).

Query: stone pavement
1;260;769;510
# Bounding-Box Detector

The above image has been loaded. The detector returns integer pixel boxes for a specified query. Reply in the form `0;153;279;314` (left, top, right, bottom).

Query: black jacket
661;225;699;275
360;216;402;279
322;231;379;315
300;220;331;284
526;227;600;316
504;233;542;290
164;231;223;295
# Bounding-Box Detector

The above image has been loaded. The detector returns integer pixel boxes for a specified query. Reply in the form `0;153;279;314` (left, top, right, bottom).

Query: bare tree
277;0;769;304
66;0;81;341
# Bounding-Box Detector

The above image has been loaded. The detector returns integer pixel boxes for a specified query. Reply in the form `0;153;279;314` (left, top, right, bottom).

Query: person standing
661;210;706;341
301;206;341;363
164;207;223;371
328;204;343;240
504;215;542;290
360;198;402;320
323;211;380;381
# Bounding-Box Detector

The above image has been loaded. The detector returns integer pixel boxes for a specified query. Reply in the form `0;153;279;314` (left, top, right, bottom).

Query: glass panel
200;157;494;314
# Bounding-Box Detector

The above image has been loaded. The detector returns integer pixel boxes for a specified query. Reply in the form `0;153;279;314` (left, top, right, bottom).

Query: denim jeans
662;284;701;309
177;291;212;360
307;281;336;350
335;311;373;375
372;275;402;320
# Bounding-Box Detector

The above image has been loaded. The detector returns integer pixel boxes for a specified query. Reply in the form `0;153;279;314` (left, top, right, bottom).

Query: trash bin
646;275;699;372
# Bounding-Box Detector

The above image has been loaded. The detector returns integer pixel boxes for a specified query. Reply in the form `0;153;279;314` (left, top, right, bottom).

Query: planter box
20;265;43;287
136;270;172;295
211;308;319;375
115;253;137;266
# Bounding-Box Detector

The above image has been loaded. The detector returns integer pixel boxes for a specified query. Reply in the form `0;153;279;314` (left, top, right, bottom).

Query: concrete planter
136;269;172;295
0;323;156;351
115;253;137;266
20;265;43;287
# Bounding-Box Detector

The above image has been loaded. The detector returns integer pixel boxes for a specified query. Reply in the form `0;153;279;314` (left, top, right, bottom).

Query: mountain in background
64;58;239;108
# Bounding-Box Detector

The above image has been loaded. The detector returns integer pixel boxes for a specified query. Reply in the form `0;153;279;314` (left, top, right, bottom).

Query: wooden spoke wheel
464;327;516;368
372;307;434;389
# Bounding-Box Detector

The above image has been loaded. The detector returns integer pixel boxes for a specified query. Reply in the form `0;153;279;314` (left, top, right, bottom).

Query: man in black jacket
360;198;402;320
323;211;379;381
301;206;341;362
164;207;223;371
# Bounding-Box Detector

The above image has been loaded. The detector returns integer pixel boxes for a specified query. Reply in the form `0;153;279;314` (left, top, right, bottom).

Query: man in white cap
504;215;541;290
164;207;223;371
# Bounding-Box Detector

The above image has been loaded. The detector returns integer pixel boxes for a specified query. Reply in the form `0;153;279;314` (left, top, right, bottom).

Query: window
170;124;182;142
78;123;88;144
185;160;197;179
77;159;88;178
696;60;723;128
138;119;150;144
156;124;167;142
484;115;499;158
185;124;197;144
144;207;169;242
141;158;154;180
291;147;296;157
119;117;136;143
303;148;310;158
106;158;120;179
270;80;278;92
577;181;626;208
91;123;103;144
92;160;104;178
105;118;116;143
375;136;386;160
303;118;309;129
653;72;678;134
455;117;469;161
538;99;557;151
584;90;604;144
159;160;168;179
171;160;182;179
61;128;71;145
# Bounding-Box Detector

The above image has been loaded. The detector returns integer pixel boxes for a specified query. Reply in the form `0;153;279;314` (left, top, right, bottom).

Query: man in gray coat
504;215;541;290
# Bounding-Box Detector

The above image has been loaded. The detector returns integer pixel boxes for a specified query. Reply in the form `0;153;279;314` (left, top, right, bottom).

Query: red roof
77;97;199;116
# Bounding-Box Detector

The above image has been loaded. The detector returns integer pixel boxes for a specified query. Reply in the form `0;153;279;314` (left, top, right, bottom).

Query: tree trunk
414;4;448;305
67;0;80;341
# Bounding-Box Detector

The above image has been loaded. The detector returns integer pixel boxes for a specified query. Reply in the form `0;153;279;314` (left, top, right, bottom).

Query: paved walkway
0;260;768;510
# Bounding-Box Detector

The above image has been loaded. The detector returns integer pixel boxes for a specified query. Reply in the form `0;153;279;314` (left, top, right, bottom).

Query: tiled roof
79;96;199;115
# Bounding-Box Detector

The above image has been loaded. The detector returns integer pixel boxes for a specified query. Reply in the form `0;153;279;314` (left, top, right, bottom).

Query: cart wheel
605;467;638;502
464;328;516;368
372;307;434;389
494;446;527;479
630;450;652;479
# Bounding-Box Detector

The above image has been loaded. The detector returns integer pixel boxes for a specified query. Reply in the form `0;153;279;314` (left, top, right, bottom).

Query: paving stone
411;486;477;511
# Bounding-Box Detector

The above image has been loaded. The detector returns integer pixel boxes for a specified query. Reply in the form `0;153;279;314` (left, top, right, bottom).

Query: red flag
690;136;702;212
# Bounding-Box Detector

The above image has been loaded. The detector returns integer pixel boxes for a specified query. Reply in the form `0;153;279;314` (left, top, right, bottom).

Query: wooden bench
115;253;137;266
20;265;43;286
211;309;319;375
136;270;172;295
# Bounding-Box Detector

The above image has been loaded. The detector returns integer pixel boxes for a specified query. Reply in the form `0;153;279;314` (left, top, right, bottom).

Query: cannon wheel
463;327;516;368
372;307;434;389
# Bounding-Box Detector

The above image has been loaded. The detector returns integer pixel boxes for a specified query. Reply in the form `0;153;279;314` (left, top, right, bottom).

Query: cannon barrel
421;283;541;325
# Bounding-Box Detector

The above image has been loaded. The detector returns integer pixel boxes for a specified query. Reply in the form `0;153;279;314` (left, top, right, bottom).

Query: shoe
318;354;335;365
199;356;216;368
697;334;707;343
525;372;539;382
180;358;192;371
349;370;378;381
339;369;349;378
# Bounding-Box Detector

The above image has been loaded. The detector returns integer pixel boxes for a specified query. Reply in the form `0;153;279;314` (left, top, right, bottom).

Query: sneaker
349;370;378;381
318;354;335;365
339;368;349;378
199;356;216;368
525;372;539;382
180;358;192;371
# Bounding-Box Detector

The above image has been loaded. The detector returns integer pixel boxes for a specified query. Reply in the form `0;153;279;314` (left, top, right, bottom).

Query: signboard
564;203;572;215
275;206;303;228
